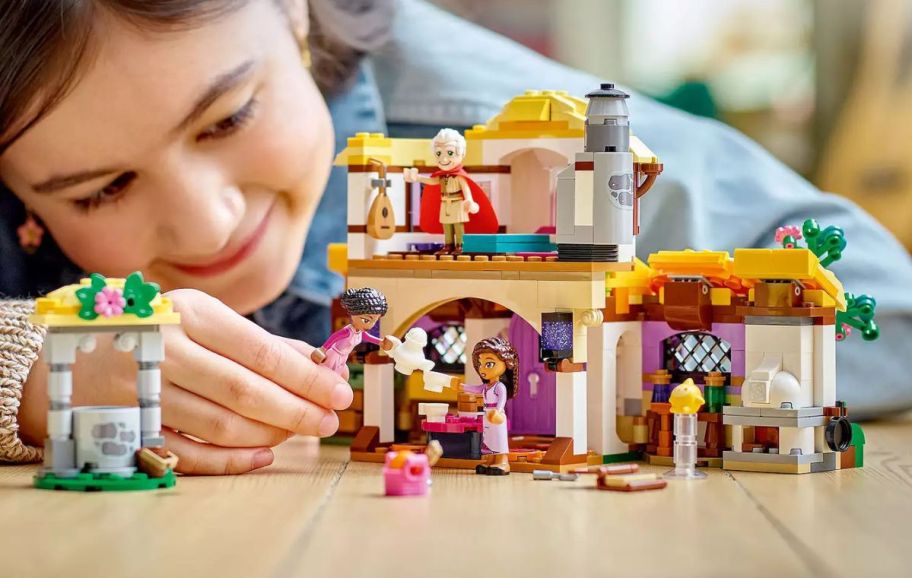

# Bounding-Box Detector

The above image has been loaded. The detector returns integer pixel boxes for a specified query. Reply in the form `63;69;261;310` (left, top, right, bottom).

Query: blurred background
430;0;912;251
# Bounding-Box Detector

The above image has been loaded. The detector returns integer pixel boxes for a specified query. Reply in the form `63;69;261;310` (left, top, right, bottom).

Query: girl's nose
153;162;245;257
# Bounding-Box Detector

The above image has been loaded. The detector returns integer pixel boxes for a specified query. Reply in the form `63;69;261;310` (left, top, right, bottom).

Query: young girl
0;0;395;475
2;0;910;476
459;337;519;476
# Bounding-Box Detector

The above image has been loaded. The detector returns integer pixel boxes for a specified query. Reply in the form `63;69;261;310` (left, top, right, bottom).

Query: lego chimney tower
556;83;636;262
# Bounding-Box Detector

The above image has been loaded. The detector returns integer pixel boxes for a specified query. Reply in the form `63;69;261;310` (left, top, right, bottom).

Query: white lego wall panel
813;324;836;407
363;363;395;443
746;324;813;356
480;173;511;228
574;170;594;227
556;371;588;455
555;164;575;241
347;173;375;226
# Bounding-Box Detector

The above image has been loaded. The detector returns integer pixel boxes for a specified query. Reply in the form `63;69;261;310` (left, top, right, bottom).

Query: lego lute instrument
366;158;396;240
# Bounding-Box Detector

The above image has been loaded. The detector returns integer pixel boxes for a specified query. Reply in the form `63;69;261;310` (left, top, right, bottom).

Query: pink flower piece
774;225;802;244
94;286;126;317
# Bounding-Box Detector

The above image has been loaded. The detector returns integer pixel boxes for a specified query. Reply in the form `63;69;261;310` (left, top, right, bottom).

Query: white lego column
813;324;836;407
42;331;81;475
779;426;815;456
463;316;512;383
134;330;165;448
587;322;640;456
556;371;588;455
363;363;395;443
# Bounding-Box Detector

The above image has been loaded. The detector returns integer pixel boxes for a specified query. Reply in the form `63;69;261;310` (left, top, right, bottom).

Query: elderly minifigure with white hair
405;128;497;254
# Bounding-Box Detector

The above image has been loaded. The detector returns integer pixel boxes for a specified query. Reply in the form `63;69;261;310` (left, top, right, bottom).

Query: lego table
2;413;910;578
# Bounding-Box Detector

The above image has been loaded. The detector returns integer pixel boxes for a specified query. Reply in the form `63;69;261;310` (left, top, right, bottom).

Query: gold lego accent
30;277;180;328
711;287;732;306
648;250;735;279
733;248;846;310
327;243;348;276
802;289;837;308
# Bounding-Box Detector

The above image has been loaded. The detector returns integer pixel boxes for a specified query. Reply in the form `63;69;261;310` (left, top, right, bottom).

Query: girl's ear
283;0;309;45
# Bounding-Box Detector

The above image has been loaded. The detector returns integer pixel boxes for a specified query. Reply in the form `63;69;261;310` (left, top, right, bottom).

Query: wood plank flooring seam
727;471;832;578
270;458;350;578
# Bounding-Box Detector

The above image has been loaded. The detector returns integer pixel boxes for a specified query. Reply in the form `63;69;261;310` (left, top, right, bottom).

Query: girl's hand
20;289;353;476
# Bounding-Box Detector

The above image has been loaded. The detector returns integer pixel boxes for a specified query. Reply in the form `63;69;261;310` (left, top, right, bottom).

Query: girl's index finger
177;294;353;410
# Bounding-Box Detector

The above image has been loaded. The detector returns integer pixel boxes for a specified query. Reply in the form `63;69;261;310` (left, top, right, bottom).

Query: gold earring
301;41;312;69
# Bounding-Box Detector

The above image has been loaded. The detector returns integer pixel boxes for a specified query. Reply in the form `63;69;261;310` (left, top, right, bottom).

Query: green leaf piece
122;271;160;318
74;273;107;321
836;292;879;342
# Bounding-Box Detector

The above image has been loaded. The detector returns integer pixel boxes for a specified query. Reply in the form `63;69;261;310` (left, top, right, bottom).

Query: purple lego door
505;315;556;435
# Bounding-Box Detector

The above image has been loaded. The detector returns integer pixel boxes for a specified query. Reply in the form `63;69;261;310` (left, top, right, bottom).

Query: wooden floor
2;412;911;578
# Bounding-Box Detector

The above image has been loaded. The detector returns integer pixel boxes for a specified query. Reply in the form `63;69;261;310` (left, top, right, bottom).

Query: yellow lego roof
733;248;846;310
465;90;587;140
30;276;180;328
334;91;662;167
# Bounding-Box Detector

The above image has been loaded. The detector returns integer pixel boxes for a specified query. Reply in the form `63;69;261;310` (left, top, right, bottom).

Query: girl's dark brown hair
0;0;394;152
471;337;519;399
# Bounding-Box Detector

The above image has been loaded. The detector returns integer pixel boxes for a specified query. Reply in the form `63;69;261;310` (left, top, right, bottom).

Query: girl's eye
73;172;137;212
448;151;454;156
196;97;258;142
435;151;441;157
486;362;495;368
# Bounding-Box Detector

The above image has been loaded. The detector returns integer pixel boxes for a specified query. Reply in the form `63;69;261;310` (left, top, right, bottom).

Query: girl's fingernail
252;448;274;470
318;413;338;437
331;383;354;409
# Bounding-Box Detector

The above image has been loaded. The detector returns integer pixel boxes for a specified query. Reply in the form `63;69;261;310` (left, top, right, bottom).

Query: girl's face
0;1;333;314
351;313;381;332
476;352;507;383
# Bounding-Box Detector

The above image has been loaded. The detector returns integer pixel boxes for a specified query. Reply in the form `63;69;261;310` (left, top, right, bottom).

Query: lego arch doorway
495;146;574;234
395;299;558;437
364;296;559;444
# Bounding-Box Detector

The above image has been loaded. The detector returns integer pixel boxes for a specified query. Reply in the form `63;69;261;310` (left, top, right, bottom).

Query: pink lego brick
383;450;431;497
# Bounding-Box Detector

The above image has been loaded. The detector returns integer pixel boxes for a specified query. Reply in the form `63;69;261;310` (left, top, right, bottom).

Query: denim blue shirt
2;0;910;415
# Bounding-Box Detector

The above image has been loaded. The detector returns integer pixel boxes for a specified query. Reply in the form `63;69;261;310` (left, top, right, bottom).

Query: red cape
418;166;499;234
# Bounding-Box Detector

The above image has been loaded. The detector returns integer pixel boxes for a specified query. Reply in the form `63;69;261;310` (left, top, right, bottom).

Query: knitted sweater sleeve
0;300;45;463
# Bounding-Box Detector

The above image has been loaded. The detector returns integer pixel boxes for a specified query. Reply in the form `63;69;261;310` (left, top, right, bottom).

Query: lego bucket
73;406;141;475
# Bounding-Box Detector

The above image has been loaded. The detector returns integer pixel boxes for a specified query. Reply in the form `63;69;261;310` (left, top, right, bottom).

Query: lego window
663;332;732;383
425;323;467;373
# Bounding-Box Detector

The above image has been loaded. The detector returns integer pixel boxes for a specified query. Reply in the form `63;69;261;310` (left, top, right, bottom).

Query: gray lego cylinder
73;406;140;475
593;151;635;245
585;83;630;153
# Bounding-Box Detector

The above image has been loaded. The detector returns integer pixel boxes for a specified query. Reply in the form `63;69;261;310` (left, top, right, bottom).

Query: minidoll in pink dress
320;325;382;375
